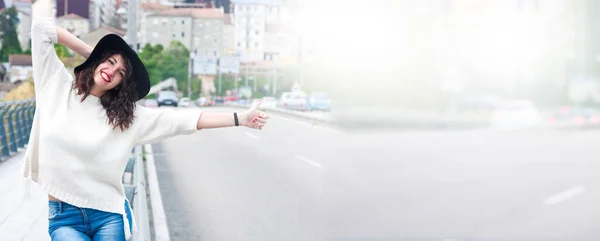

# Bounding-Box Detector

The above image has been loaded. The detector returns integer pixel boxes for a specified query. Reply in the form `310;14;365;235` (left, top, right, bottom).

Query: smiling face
92;54;128;95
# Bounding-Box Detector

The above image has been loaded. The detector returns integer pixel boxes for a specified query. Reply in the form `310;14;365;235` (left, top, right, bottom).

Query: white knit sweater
20;17;202;239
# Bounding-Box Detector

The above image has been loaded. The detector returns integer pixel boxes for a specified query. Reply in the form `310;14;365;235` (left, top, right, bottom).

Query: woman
20;16;269;241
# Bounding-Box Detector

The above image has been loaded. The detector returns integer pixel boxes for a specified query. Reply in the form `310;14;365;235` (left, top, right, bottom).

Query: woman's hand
241;100;269;130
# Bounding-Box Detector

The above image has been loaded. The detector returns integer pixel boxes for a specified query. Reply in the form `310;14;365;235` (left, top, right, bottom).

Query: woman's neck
89;86;104;98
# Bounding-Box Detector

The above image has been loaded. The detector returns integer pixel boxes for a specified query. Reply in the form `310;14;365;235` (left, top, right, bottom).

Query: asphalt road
152;107;600;241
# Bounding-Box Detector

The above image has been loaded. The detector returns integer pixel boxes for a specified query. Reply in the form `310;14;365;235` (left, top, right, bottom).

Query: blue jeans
48;200;133;241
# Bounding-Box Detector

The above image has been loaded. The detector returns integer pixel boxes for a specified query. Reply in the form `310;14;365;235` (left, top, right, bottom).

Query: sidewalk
0;153;50;241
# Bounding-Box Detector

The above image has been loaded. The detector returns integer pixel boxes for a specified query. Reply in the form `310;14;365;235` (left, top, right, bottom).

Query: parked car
178;97;191;107
157;91;178;107
224;96;239;106
237;98;251;106
308;93;331;111
491;100;541;129
260;96;277;108
196;97;215;107
145;99;158;108
547;106;600;127
278;92;310;111
213;96;225;106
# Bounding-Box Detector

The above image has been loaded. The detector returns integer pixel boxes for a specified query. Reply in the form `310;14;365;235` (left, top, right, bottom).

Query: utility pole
253;67;257;91
272;66;277;96
64;0;68;16
218;65;222;95
188;55;193;97
127;0;139;51
234;72;238;91
244;64;248;87
298;34;304;87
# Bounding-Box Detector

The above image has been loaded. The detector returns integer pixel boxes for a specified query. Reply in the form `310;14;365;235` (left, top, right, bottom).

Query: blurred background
2;0;600;240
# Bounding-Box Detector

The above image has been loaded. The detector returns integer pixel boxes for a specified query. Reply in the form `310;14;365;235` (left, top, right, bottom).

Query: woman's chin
94;78;110;88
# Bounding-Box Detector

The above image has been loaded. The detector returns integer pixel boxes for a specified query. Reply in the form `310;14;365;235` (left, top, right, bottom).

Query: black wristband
234;112;239;126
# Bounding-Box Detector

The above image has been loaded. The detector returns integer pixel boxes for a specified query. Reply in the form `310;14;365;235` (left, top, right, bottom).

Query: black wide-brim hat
74;34;150;100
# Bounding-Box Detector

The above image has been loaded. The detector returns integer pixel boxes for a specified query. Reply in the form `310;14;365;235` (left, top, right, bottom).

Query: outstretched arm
134;100;270;145
196;100;269;130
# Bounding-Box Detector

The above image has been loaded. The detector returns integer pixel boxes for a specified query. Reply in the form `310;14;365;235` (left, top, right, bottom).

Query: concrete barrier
229;104;493;130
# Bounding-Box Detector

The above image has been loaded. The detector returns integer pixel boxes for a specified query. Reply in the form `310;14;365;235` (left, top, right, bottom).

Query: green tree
22;39;31;54
139;43;163;60
54;44;72;59
139;43;165;86
138;41;191;98
0;6;22;62
160;41;190;95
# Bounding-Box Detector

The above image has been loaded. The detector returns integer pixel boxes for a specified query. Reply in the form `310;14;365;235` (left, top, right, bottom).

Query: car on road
236;98;251;106
196;97;215;107
145;99;158;108
157;91;178;107
213;96;225;106
308;93;331;112
178;97;191;107
491;100;541;129
278;92;310;111
547;106;600;127
224;96;239;106
256;97;277;109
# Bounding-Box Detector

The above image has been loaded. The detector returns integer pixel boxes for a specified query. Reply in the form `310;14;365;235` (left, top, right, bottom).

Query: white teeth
101;72;110;82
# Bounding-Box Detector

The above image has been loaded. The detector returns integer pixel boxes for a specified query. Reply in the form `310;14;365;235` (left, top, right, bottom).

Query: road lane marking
244;132;261;140
277;116;343;134
294;155;323;168
314;125;344;134
277;115;313;127
544;186;587;205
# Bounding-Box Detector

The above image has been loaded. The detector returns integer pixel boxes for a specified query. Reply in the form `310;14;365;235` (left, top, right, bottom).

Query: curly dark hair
73;50;138;131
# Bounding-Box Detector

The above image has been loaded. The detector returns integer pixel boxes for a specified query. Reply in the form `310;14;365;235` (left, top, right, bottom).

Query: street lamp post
271;54;278;96
253;72;257;91
272;65;277;96
218;65;222;96
234;73;238;91
244;64;248;87
298;34;304;87
188;53;195;98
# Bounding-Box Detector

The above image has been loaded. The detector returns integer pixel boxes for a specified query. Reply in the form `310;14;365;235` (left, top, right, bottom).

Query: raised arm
31;16;93;92
56;26;93;58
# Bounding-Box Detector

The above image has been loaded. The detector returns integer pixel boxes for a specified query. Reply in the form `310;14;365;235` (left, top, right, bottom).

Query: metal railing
123;146;152;241
0;100;35;159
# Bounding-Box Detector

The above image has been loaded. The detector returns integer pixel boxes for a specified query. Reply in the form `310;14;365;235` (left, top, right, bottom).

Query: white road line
314;125;344;134
544;186;587;205
244;132;261;140
277;115;314;127
294;155;323;168
277;116;344;134
143;144;171;241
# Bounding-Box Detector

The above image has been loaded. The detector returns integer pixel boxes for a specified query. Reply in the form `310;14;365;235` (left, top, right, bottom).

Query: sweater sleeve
133;106;203;145
31;17;63;92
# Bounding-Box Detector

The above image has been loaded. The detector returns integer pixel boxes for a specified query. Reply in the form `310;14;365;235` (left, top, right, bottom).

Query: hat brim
74;34;150;101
